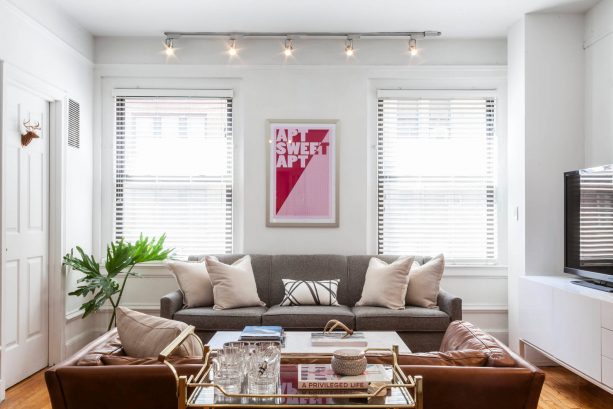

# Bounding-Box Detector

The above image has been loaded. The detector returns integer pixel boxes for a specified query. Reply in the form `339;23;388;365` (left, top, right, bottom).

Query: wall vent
68;99;80;148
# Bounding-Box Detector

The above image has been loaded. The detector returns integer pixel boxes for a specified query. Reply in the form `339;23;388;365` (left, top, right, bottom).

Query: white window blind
377;91;497;262
114;94;233;257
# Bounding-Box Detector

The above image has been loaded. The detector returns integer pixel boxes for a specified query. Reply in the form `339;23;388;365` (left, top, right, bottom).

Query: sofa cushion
101;355;203;365
347;255;432;306
173;306;267;330
355;256;414;310
406;254;445;309
353;306;450;332
189;254;272;305
270;255;348;305
280;279;340;306
206;255;266;310
397;350;489;366
116;307;201;358
76;332;124;366
440;320;516;367
262;304;354;329
165;259;214;308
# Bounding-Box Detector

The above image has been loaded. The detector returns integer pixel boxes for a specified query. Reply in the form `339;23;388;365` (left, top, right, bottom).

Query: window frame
372;87;507;266
99;86;239;259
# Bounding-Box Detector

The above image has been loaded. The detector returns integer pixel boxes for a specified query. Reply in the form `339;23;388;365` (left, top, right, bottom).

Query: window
377;90;497;263
114;92;233;256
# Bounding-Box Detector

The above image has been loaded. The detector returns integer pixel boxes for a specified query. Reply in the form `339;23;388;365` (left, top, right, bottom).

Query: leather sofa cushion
76;332;124;366
173;306;266;330
440;320;515;367
353;306;450;332
397;350;489;366
262;305;354;329
101;355;203;365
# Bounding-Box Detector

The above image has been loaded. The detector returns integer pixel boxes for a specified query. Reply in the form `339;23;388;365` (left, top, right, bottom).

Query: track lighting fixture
160;31;440;59
345;38;354;57
228;38;238;56
409;37;418;56
163;37;175;56
284;38;294;56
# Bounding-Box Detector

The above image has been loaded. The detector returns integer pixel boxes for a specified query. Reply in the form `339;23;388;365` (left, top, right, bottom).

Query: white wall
0;0;95;383
585;0;613;167
88;37;510;343
507;13;585;353
506;17;527;355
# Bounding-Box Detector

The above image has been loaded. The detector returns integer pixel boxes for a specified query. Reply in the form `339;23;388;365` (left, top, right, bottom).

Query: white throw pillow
165;259;216;308
116;307;201;358
205;255;266;310
405;254;445;308
280;279;340;306
355;256;414;310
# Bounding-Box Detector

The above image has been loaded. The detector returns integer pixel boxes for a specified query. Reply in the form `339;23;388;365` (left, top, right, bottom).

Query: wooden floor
0;366;611;408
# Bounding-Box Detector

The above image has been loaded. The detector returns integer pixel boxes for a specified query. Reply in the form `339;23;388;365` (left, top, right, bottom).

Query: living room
0;0;612;408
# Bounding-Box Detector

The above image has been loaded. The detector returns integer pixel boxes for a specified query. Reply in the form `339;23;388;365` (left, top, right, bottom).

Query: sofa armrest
437;289;462;321
401;365;544;409
46;365;200;409
160;290;183;319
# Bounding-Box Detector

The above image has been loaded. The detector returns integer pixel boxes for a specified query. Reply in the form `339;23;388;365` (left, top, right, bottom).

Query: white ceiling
51;0;598;38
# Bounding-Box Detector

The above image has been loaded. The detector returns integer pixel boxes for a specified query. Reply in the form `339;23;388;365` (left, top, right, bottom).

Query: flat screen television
564;164;613;291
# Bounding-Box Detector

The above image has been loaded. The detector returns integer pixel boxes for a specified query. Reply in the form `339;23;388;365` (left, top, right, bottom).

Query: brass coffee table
160;326;423;409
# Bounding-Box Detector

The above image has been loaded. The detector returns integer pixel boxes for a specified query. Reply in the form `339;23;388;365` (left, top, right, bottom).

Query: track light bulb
164;38;175;56
409;38;418;56
345;39;354;57
284;38;294;56
228;39;238;56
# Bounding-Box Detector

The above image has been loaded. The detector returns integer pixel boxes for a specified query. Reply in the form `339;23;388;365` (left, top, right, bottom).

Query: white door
2;83;50;388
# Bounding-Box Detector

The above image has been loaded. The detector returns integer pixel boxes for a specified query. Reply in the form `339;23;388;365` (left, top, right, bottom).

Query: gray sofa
161;254;462;352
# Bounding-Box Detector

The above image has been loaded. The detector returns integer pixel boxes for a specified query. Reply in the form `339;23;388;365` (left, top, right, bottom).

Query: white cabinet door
519;278;554;352
2;83;49;388
603;356;613;388
552;288;601;381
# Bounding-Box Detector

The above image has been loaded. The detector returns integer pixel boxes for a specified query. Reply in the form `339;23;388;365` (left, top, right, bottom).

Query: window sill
129;261;508;269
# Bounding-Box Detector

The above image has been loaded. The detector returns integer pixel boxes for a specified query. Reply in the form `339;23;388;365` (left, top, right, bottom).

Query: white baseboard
0;379;5;402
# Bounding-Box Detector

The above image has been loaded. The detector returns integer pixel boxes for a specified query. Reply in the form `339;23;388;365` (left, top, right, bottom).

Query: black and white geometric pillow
280;279;340;306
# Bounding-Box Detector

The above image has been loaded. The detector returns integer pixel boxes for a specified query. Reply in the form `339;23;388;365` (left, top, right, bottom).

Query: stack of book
239;325;285;343
297;364;390;391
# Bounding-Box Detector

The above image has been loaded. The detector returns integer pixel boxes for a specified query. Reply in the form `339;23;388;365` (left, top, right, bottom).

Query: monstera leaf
64;234;173;330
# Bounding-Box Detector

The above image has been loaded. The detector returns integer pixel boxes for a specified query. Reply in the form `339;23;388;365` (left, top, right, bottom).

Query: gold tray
160;326;423;409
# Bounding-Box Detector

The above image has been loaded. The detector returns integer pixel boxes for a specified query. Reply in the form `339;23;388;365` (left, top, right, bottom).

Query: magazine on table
297;364;390;390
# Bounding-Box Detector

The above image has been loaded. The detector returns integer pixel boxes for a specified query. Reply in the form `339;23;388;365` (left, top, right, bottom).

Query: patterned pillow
280;279;340;306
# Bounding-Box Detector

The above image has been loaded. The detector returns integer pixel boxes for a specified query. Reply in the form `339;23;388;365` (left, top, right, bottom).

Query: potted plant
64;234;172;330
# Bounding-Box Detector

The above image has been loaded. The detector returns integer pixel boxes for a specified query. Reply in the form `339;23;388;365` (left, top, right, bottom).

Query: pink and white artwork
267;120;338;227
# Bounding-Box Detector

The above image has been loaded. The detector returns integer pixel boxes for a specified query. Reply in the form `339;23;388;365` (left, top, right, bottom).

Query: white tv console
519;275;613;393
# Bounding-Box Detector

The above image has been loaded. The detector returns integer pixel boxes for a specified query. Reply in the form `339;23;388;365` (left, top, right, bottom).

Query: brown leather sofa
45;329;201;409
45;321;544;409
400;321;545;409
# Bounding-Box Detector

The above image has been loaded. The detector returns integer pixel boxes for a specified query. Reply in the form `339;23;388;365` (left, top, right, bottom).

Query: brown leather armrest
401;365;544;409
46;365;200;409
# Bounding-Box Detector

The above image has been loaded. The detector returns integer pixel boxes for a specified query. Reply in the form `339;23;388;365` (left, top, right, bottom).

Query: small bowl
331;349;367;376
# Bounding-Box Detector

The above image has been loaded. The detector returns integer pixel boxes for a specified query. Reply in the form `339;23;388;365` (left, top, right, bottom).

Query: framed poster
267;120;338;227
